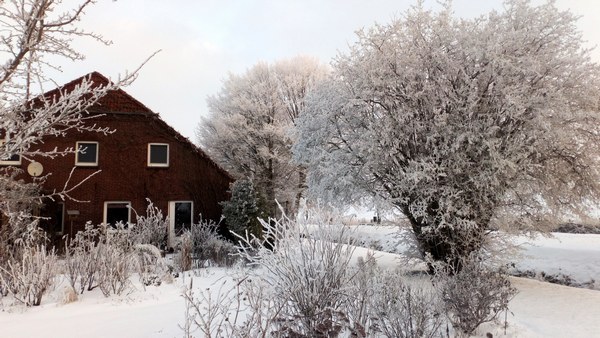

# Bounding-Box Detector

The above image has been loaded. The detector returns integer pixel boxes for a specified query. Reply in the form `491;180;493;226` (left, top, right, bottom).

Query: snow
508;277;600;338
0;228;599;337
511;233;600;287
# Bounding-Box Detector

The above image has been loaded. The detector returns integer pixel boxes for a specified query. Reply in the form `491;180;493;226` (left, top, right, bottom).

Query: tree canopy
294;0;600;265
199;56;328;217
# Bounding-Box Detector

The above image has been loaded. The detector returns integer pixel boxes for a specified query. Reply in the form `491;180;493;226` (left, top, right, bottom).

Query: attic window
0;139;21;166
148;143;169;167
75;141;98;166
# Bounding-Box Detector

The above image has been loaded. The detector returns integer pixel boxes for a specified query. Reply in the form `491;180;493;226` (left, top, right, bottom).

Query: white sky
49;0;600;141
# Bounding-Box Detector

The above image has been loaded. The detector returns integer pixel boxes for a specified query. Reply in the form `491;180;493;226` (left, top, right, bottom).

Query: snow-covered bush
175;219;237;271
132;244;168;287
64;222;103;294
190;219;236;268
435;257;516;336
130;199;168;249
554;223;600;234
235;215;357;336
96;242;134;297
175;231;193;272
0;178;41;261
181;214;453;337
341;254;445;338
367;268;445;338
0;227;57;306
64;223;139;296
181;278;247;338
96;223;135;297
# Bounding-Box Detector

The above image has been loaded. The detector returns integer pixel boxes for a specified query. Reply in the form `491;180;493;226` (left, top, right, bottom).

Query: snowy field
0;226;599;338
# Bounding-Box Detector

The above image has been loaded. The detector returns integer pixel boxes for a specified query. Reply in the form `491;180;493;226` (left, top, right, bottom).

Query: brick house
4;72;233;247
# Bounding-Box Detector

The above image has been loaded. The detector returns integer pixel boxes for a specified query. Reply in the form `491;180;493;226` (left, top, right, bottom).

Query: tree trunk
265;158;277;218
402;204;485;273
293;169;307;216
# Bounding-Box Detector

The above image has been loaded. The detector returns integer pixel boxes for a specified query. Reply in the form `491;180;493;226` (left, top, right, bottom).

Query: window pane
0;140;21;164
77;143;97;164
174;202;192;234
106;203;129;227
149;144;168;165
1;153;20;162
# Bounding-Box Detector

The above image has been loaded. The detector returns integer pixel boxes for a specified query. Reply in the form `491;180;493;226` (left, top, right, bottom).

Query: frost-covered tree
199;56;328;217
0;0;139;238
295;0;600;267
220;179;266;238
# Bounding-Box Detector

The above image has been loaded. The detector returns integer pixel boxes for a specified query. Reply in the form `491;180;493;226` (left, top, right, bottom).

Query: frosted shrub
190;219;236;267
235;215;357;337
232;277;289;338
0;244;57;306
342;255;445;338
133;243;168;287
64;222;102;293
176;219;237;271
176;231;193;272
130;199;168;249
96;223;134;296
0;227;57;306
64;223;136;296
435;257;516;336
181;278;246;338
342;255;376;336
96;241;133;297
367;268;445;338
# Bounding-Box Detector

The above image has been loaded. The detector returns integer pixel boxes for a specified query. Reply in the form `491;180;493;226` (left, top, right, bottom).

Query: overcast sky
50;0;600;141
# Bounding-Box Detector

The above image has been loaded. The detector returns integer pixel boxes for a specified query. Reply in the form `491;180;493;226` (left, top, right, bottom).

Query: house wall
28;112;232;239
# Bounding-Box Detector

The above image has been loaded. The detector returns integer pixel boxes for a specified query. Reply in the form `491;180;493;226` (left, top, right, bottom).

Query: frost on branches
0;0;139;241
199;56;328;217
294;0;600;267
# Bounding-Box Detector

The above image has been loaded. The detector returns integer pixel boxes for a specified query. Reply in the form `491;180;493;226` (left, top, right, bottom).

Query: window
76;141;98;166
103;201;131;227
148;143;169;167
0;139;21;165
169;201;193;236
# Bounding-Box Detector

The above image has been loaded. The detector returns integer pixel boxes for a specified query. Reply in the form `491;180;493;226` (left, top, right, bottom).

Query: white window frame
0;139;22;166
103;201;131;226
75;141;99;166
147;143;169;167
168;201;193;247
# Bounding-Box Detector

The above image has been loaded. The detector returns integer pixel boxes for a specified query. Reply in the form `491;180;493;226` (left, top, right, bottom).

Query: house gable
21;72;233;244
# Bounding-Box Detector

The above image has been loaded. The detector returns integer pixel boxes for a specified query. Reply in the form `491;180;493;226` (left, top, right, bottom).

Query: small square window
148;143;169;167
0;139;21;166
76;142;98;166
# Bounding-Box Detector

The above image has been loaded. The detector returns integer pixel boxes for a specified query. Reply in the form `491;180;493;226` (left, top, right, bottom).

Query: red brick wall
27;112;232;236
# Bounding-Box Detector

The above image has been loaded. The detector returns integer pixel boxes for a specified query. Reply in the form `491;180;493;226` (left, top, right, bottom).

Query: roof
42;71;233;181
41;71;155;114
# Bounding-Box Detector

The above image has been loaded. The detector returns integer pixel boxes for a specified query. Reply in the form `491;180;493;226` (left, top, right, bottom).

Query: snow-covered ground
0;226;599;337
348;225;600;288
